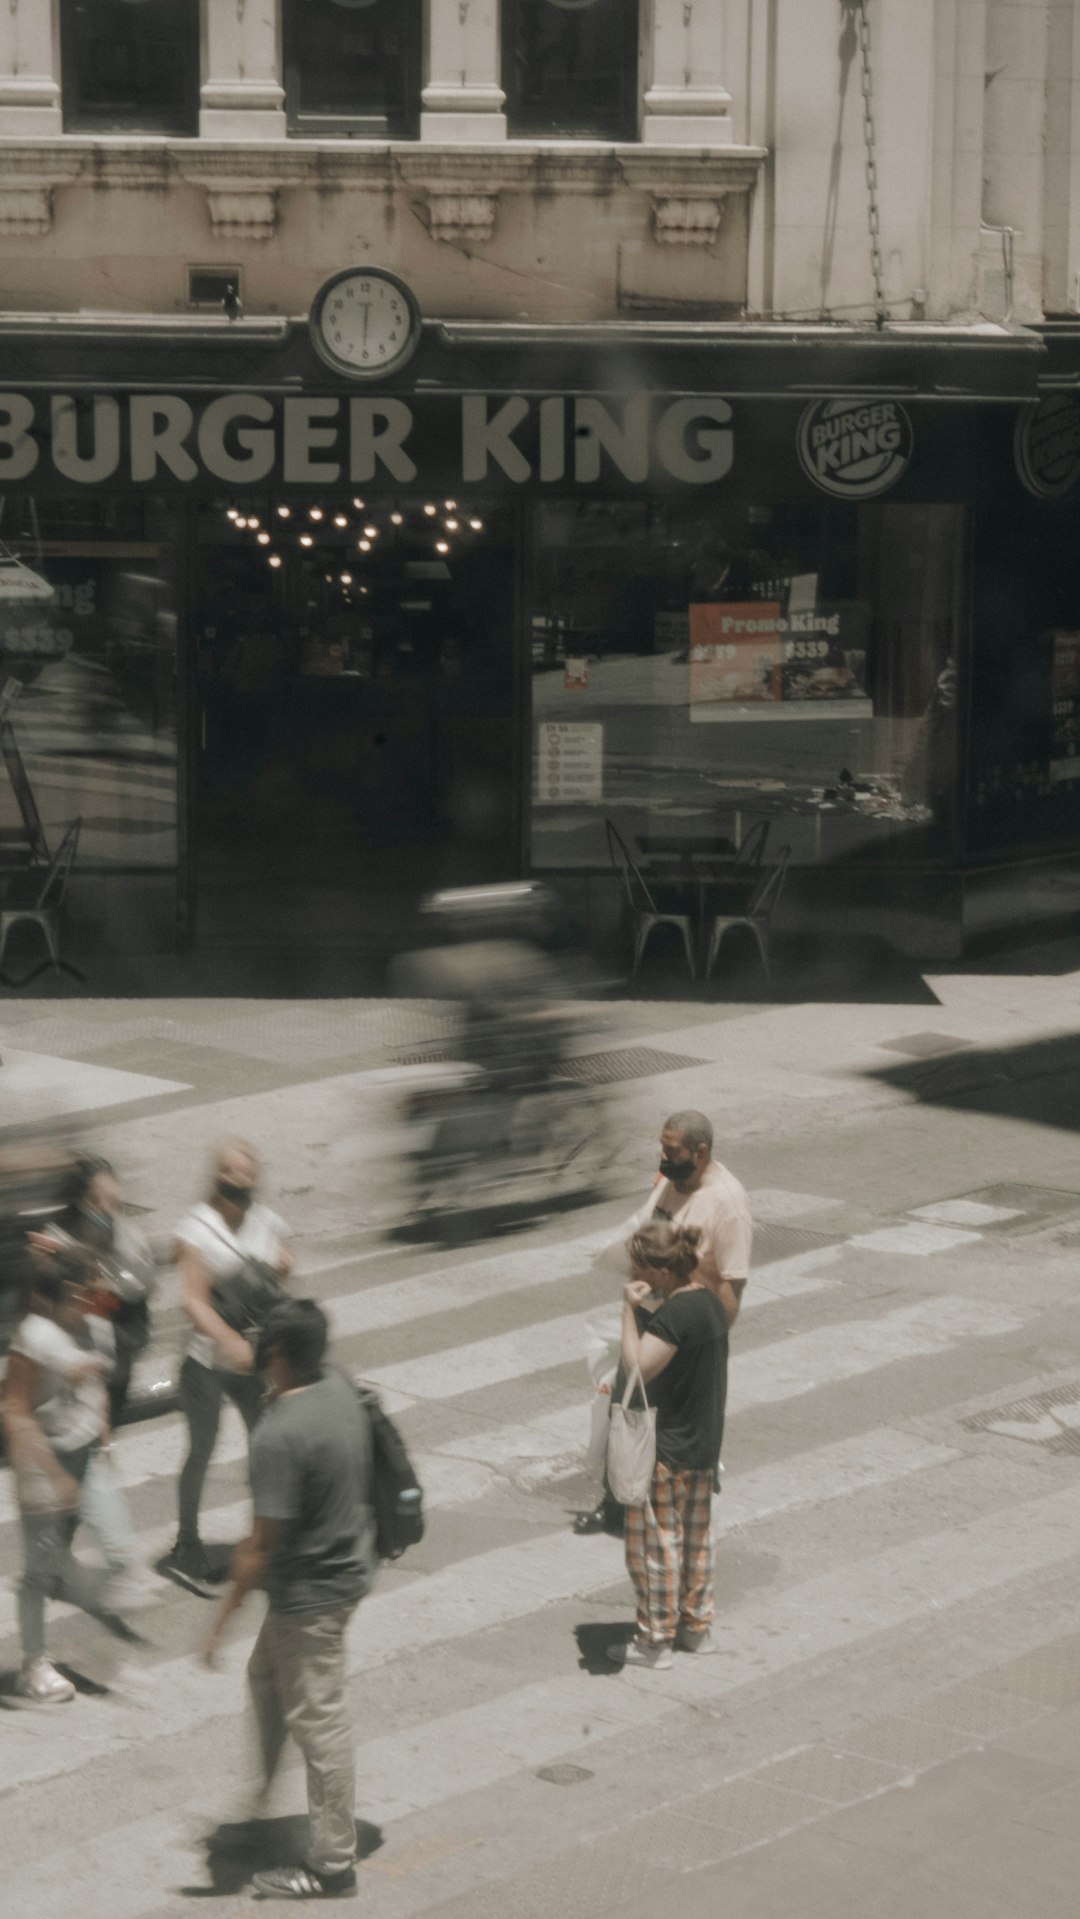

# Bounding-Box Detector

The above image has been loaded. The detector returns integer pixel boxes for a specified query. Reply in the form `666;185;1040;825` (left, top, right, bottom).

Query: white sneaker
675;1624;718;1654
606;1638;673;1670
12;1657;75;1705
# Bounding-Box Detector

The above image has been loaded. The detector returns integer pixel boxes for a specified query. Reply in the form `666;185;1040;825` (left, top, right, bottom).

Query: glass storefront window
528;499;963;876
0;497;179;878
60;0;198;134
502;0;638;140
283;0;421;139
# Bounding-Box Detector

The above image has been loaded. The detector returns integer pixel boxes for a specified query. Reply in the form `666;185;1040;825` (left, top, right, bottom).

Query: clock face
311;270;420;378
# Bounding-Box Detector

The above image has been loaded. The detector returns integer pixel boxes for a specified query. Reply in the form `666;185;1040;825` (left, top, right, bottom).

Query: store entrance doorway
193;499;518;982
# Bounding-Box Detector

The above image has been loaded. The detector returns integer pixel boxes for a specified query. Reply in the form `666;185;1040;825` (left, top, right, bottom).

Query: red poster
689;603;783;707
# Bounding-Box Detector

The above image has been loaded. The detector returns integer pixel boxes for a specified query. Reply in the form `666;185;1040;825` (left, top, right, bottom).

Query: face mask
217;1179;254;1211
659;1157;694;1183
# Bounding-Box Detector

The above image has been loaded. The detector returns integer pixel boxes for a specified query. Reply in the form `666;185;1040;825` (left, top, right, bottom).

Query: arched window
284;0;421;139
60;0;198;134
502;0;638;140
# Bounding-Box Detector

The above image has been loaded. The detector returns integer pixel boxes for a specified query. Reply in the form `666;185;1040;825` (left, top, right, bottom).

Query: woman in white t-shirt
164;1140;291;1595
1;1249;138;1704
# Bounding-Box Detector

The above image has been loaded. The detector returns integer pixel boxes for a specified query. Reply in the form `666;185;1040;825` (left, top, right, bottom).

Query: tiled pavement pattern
2;985;1080;1916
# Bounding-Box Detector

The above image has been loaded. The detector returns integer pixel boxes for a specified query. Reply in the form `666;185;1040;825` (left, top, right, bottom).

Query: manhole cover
535;1763;594;1786
962;1381;1080;1454
877;1032;974;1059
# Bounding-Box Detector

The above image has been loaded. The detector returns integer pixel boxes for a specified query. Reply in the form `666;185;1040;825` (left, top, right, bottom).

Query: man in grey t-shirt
204;1298;375;1901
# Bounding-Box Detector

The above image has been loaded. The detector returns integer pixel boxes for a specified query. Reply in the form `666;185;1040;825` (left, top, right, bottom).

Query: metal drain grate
391;1045;707;1085
753;1221;845;1265
962;1380;1080;1454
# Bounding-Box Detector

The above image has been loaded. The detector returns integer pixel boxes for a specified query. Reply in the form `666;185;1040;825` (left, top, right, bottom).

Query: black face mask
659;1157;694;1183
217;1179;255;1212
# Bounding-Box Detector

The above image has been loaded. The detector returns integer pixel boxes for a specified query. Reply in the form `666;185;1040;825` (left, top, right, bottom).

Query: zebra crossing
0;1189;1077;1916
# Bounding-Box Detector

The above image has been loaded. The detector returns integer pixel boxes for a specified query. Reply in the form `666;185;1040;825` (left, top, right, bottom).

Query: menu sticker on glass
536;721;603;803
1051;630;1080;782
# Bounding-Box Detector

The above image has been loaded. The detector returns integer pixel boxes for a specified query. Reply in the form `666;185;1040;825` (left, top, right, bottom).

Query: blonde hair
626;1220;701;1284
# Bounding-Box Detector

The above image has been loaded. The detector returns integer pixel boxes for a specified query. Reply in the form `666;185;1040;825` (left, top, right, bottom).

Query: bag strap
619;1362;649;1412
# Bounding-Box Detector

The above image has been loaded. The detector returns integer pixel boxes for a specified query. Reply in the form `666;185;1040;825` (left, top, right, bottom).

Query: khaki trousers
247;1605;357;1876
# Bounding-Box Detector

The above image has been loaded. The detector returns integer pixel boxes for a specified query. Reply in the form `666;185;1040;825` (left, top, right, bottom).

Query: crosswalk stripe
7;1480;1080;1919
0;1426;959;1647
0;1284;1012;1531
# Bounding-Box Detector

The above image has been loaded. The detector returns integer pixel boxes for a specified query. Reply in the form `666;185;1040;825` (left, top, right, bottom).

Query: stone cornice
0;137;767;243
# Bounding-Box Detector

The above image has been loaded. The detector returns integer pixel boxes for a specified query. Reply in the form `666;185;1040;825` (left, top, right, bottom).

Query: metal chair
704;845;790;982
0;816;84;985
605;817;697;979
734;817;770;868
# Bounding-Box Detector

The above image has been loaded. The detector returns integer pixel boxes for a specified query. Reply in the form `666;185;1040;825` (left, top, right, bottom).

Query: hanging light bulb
352;497;365;511
309;507;324;522
333;514;348;528
276;504;291;518
445;518;460;532
300;533;314;547
358;538;372;552
469;518;483;531
247;517;261;530
390;510;404;526
363;525;378;539
226;508;238;520
423;503;437;517
435;540;450;555
257;531;271;545
268;554;283;569
340;572;353;585
444;500;457;511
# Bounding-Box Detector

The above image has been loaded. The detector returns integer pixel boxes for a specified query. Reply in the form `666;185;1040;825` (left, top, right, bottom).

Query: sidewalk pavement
3;939;1080;1915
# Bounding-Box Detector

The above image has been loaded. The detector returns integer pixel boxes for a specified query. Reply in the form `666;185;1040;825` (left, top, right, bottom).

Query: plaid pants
624;1462;714;1646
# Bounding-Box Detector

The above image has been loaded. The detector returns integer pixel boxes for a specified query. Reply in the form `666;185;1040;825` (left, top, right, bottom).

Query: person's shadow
574;1621;633;1677
177;1816;383;1897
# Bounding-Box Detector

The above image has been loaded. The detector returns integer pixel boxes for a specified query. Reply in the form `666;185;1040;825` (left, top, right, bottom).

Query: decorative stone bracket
619;150;766;246
0;138;766;246
0;147;85;236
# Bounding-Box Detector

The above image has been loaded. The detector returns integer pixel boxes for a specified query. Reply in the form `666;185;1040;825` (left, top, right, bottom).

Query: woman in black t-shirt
607;1221;728;1671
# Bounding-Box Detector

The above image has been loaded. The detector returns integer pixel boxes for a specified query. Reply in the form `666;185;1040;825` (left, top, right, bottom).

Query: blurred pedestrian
606;1221;728;1670
203;1298;375;1901
42;1153;157;1429
165;1141;292;1596
577;1108;750;1536
0;1248;142;1704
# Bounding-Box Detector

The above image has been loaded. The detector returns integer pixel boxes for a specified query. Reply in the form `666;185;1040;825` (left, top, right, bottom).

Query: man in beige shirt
576;1108;751;1536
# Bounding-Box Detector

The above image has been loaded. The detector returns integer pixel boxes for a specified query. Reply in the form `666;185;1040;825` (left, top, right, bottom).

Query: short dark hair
61;1153;114;1211
256;1298;328;1383
664;1109;713;1154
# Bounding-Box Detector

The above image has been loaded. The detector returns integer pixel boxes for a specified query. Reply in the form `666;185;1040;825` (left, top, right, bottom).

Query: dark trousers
177;1356;263;1546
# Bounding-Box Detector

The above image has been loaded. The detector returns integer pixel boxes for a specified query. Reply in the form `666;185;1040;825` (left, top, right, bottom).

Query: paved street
3;955;1080;1917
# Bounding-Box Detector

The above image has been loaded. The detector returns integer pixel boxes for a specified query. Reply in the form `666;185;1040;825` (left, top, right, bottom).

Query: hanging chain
851;0;887;329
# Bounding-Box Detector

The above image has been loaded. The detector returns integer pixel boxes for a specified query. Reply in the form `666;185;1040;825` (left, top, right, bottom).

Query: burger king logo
798;396;913;499
1014;393;1080;499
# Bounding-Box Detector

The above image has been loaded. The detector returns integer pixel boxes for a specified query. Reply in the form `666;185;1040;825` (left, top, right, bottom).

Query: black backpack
354;1381;425;1561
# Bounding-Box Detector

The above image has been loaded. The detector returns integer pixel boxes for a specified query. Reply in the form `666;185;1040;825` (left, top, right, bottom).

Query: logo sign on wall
797;396;913;499
1014;393;1080;499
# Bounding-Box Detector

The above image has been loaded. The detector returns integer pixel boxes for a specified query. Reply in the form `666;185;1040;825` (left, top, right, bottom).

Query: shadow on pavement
181;1816;383;1897
869;1030;1080;1136
574;1622;633;1676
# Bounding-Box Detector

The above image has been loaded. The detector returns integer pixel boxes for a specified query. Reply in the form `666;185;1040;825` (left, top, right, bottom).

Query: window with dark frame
283;0;422;140
60;0;198;135
502;0;639;141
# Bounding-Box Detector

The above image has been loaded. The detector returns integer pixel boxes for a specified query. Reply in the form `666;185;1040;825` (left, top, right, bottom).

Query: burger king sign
798;396;913;499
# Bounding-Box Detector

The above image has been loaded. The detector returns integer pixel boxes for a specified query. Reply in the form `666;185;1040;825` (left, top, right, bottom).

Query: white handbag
605;1362;657;1507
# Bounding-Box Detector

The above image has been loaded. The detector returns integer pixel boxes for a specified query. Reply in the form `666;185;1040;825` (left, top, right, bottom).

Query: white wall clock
308;268;422;379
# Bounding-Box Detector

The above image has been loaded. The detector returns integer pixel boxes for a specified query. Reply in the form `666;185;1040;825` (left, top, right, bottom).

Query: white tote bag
606;1362;657;1507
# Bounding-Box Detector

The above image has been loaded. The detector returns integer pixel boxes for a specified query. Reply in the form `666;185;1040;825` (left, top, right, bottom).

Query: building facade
1;0;1080;984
